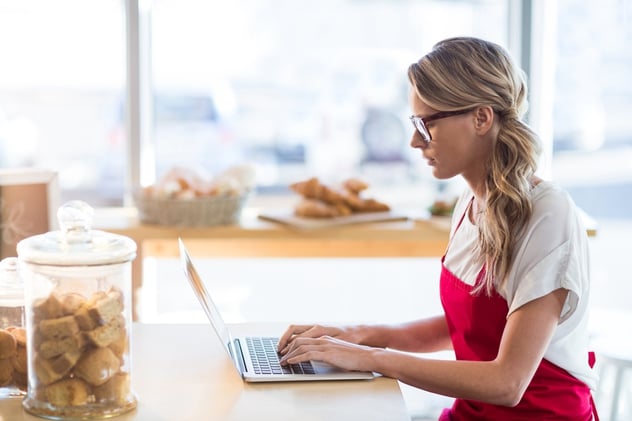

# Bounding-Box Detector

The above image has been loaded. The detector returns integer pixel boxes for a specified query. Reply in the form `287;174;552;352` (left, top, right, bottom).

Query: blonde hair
407;37;541;295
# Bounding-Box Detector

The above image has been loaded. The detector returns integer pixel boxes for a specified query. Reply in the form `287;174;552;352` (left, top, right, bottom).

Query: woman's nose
410;132;428;149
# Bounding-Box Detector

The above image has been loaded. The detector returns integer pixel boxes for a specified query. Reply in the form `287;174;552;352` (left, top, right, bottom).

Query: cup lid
16;201;137;266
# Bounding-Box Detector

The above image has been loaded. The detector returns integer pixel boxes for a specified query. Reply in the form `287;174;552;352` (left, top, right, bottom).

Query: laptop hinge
231;339;248;373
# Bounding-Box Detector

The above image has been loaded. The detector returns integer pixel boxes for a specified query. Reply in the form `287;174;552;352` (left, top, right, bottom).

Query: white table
0;323;411;421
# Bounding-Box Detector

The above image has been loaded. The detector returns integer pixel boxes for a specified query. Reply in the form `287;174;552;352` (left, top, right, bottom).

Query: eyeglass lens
410;116;431;142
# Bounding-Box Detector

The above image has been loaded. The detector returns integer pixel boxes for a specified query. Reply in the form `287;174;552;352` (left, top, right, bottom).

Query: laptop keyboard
246;337;316;375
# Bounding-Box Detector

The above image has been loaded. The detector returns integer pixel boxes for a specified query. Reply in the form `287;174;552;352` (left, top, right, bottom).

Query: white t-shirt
443;181;597;390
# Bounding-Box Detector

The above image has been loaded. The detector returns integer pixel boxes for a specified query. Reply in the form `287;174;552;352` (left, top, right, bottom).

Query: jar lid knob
57;200;94;243
0;257;19;282
0;256;18;271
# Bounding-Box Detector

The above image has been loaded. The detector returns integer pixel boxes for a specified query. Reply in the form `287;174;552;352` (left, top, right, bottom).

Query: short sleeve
500;184;590;324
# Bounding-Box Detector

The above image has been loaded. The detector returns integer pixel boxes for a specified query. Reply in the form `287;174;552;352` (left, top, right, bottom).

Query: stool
593;335;632;421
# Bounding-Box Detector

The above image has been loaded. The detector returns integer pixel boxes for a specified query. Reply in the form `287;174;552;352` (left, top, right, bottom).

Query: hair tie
499;108;519;121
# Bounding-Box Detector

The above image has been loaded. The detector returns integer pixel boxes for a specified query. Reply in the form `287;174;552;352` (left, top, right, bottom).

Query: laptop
178;238;375;382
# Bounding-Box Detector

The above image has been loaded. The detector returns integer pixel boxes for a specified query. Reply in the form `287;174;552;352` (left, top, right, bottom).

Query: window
551;0;632;219
150;0;508;200
1;0;509;207
0;0;126;206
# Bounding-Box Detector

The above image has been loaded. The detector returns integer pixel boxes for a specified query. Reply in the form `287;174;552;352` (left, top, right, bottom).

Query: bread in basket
135;165;255;226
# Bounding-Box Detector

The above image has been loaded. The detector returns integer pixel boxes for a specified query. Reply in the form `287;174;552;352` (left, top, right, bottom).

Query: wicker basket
134;192;250;226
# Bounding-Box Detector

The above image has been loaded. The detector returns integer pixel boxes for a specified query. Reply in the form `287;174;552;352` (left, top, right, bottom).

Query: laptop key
248;337;317;376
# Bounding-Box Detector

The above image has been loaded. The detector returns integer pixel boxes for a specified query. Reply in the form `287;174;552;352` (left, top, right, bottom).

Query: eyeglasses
409;108;476;143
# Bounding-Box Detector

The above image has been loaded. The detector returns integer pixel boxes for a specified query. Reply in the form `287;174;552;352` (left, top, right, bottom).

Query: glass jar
17;201;137;419
0;256;27;398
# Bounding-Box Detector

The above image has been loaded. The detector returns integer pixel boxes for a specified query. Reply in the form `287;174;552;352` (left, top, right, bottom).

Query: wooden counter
93;205;596;320
95;207;452;259
94;207;451;319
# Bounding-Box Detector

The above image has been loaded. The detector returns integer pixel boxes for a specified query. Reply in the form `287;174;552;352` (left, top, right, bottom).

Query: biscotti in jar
17;201;138;419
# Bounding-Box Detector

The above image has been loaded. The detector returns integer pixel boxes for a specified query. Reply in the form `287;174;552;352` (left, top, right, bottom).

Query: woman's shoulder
526;180;587;244
530;180;575;216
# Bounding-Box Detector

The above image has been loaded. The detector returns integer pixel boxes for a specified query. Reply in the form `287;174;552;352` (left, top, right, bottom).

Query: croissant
342;178;368;194
294;199;350;218
351;197;390;213
289;177;346;205
290;177;390;218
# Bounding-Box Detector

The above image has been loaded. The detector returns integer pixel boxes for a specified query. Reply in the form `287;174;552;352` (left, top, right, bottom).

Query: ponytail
474;115;540;295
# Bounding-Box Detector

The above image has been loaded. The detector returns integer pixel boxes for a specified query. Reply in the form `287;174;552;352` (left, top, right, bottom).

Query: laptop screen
178;238;233;351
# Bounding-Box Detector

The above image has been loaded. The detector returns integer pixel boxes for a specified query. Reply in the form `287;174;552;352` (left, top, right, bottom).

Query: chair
591;309;632;420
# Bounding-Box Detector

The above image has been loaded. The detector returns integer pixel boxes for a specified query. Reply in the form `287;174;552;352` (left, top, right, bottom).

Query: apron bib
437;203;598;420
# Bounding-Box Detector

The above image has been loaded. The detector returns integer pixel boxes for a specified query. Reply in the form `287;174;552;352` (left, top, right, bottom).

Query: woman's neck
464;178;487;223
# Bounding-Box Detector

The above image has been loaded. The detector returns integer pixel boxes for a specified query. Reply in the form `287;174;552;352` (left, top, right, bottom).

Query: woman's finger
277;324;313;351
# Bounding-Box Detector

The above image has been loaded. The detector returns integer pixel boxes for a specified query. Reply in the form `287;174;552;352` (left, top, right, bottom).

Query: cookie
74;347;121;387
33;293;64;320
39;316;80;340
0;358;13;386
0;330;17;359
60;293;86;316
83;316;124;348
94;372;130;404
45;378;91;407
39;333;86;359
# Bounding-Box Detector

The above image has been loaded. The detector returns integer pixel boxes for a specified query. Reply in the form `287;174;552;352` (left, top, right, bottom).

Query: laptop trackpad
312;361;351;374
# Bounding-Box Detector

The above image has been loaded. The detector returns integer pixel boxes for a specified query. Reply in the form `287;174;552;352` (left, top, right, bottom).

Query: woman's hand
278;335;376;373
277;324;368;355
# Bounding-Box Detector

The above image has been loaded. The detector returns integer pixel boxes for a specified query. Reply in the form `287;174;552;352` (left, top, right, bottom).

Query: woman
277;37;599;420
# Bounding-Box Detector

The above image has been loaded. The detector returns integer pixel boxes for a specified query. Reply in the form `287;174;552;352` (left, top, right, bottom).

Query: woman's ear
473;106;495;135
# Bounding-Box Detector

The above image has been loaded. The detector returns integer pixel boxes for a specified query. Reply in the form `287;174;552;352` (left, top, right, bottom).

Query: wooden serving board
257;210;409;229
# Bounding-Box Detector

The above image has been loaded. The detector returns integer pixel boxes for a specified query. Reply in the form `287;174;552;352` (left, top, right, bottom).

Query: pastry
13;369;27;389
7;326;26;346
74;291;108;331
343;178;368;194
33;293;64;320
94;372;130;404
108;331;129;361
45;378;91;407
350;197;390;213
290;177;346;205
48;348;82;379
84;315;125;348
39;316;80;340
0;329;17;359
60;293;87;316
88;290;124;325
34;357;64;385
74;347;121;386
0;358;13;386
11;344;27;374
294;199;340;218
39;333;86;359
290;177;390;218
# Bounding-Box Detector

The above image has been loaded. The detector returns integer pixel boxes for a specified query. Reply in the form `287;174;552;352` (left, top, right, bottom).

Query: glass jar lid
16;201;136;266
0;257;24;306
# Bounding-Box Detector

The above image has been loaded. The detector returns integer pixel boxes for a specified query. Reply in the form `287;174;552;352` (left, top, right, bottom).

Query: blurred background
1;0;630;219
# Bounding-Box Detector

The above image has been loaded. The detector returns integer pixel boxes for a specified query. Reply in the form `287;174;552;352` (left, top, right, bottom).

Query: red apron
438;207;599;420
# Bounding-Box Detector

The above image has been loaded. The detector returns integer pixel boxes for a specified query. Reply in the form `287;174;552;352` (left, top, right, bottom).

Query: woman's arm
365;315;452;352
277;315;451;354
281;288;568;407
